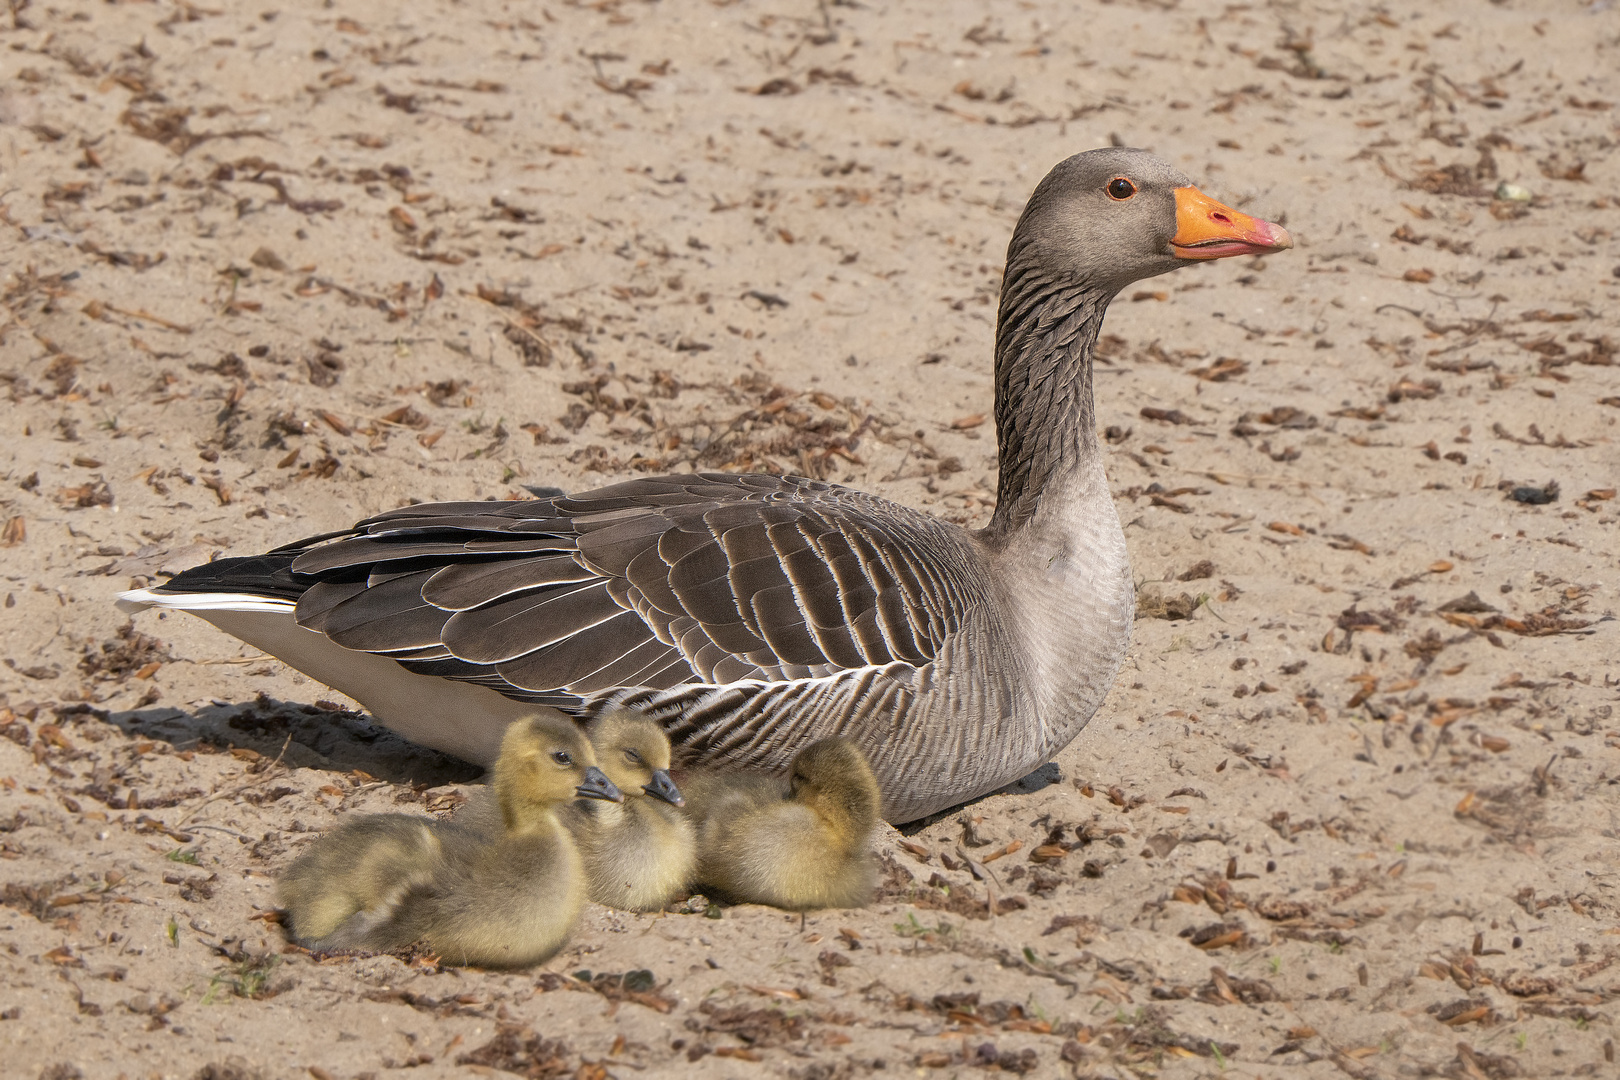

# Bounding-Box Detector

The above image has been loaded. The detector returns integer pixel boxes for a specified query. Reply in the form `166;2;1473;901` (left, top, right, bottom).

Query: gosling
570;708;696;911
685;737;880;911
277;714;621;967
275;813;442;947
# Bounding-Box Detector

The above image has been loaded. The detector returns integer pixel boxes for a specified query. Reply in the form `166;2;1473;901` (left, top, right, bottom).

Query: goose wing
275;473;987;713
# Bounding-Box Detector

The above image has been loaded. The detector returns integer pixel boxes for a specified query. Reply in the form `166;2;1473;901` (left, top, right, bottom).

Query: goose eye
552;750;572;766
1106;177;1136;200
624;749;642;765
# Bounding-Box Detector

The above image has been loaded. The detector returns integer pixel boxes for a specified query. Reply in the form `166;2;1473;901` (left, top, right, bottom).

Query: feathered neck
983;255;1111;537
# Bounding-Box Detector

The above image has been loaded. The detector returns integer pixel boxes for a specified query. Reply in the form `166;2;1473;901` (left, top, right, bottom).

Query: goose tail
115;587;297;615
115;551;308;614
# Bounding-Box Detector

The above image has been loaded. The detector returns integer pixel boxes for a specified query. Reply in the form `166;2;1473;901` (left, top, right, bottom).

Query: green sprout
203;955;281;1004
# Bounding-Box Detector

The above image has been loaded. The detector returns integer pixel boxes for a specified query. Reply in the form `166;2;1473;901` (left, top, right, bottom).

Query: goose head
786;738;880;842
1008;146;1292;297
494;715;622;832
587;708;684;807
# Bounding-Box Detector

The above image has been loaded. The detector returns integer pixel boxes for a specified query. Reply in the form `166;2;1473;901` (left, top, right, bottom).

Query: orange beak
1172;186;1293;260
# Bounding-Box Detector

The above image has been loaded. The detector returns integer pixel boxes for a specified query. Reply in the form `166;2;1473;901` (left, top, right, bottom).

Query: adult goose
119;148;1290;823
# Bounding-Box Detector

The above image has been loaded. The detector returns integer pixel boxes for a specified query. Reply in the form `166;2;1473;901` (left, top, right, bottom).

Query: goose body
118;149;1290;822
277;714;622;966
684;737;880;910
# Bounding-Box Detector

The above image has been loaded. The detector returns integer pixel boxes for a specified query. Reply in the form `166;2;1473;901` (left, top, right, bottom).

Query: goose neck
985;271;1112;537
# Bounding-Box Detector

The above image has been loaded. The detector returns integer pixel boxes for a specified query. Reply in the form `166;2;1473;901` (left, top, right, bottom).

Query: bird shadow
107;693;484;788
896;762;1063;835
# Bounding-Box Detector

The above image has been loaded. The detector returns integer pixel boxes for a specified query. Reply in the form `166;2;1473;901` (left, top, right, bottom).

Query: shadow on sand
106;692;484;788
97;693;1059;821
895;762;1063;834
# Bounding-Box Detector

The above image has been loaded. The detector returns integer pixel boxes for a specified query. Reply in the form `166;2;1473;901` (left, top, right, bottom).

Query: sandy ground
2;0;1619;1077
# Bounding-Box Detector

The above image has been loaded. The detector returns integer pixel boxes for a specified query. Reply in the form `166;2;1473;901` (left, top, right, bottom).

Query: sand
2;0;1618;1076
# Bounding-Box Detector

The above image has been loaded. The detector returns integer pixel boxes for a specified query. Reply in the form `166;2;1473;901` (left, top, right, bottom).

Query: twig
103;303;193;334
955;845;1000;919
184;823;256;841
173;734;293;826
998;949;1081;996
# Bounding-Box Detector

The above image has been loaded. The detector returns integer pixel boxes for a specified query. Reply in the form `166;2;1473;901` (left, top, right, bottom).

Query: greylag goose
279;713;622;965
118;148;1290;822
682;737;880;910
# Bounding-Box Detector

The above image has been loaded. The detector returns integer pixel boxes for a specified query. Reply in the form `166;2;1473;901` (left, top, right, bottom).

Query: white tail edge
116;588;299;615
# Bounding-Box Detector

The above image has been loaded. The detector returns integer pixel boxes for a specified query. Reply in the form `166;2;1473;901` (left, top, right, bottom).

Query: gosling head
586;708;684;807
494;714;622;832
786;738;880;839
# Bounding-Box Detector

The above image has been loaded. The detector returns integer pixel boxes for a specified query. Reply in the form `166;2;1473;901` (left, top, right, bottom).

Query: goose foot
896;762;1063;833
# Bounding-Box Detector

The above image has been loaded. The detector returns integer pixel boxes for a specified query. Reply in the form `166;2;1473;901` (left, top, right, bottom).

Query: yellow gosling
685;738;880;911
570;708;696;911
277;715;620;967
275;815;442;946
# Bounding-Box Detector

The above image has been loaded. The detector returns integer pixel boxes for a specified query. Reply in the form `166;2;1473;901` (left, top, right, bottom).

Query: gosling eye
1106;176;1136;201
624;748;642;766
552;750;572;766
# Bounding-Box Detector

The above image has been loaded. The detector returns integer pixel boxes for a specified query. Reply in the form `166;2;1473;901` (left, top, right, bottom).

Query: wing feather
848;607;892;663
295;580;369;631
772;521;866;667
748;582;824;666
698;616;770;657
421;556;596;610
569;637;684;694
358;501;533;523
317;571;452;653
624;546;684;615
711;654;765;684
668;542;746;625
575;512;678;574
636;654;700;690
657;526;712;568
494;610;653;690
291;535;567;575
443;581;625;663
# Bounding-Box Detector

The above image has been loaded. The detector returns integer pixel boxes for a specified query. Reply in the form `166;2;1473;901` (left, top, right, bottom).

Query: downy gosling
276;714;621;966
572;708;696;911
685;737;880;911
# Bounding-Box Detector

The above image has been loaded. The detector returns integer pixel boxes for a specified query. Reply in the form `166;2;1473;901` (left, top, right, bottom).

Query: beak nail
643;769;685;807
576;766;624;803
